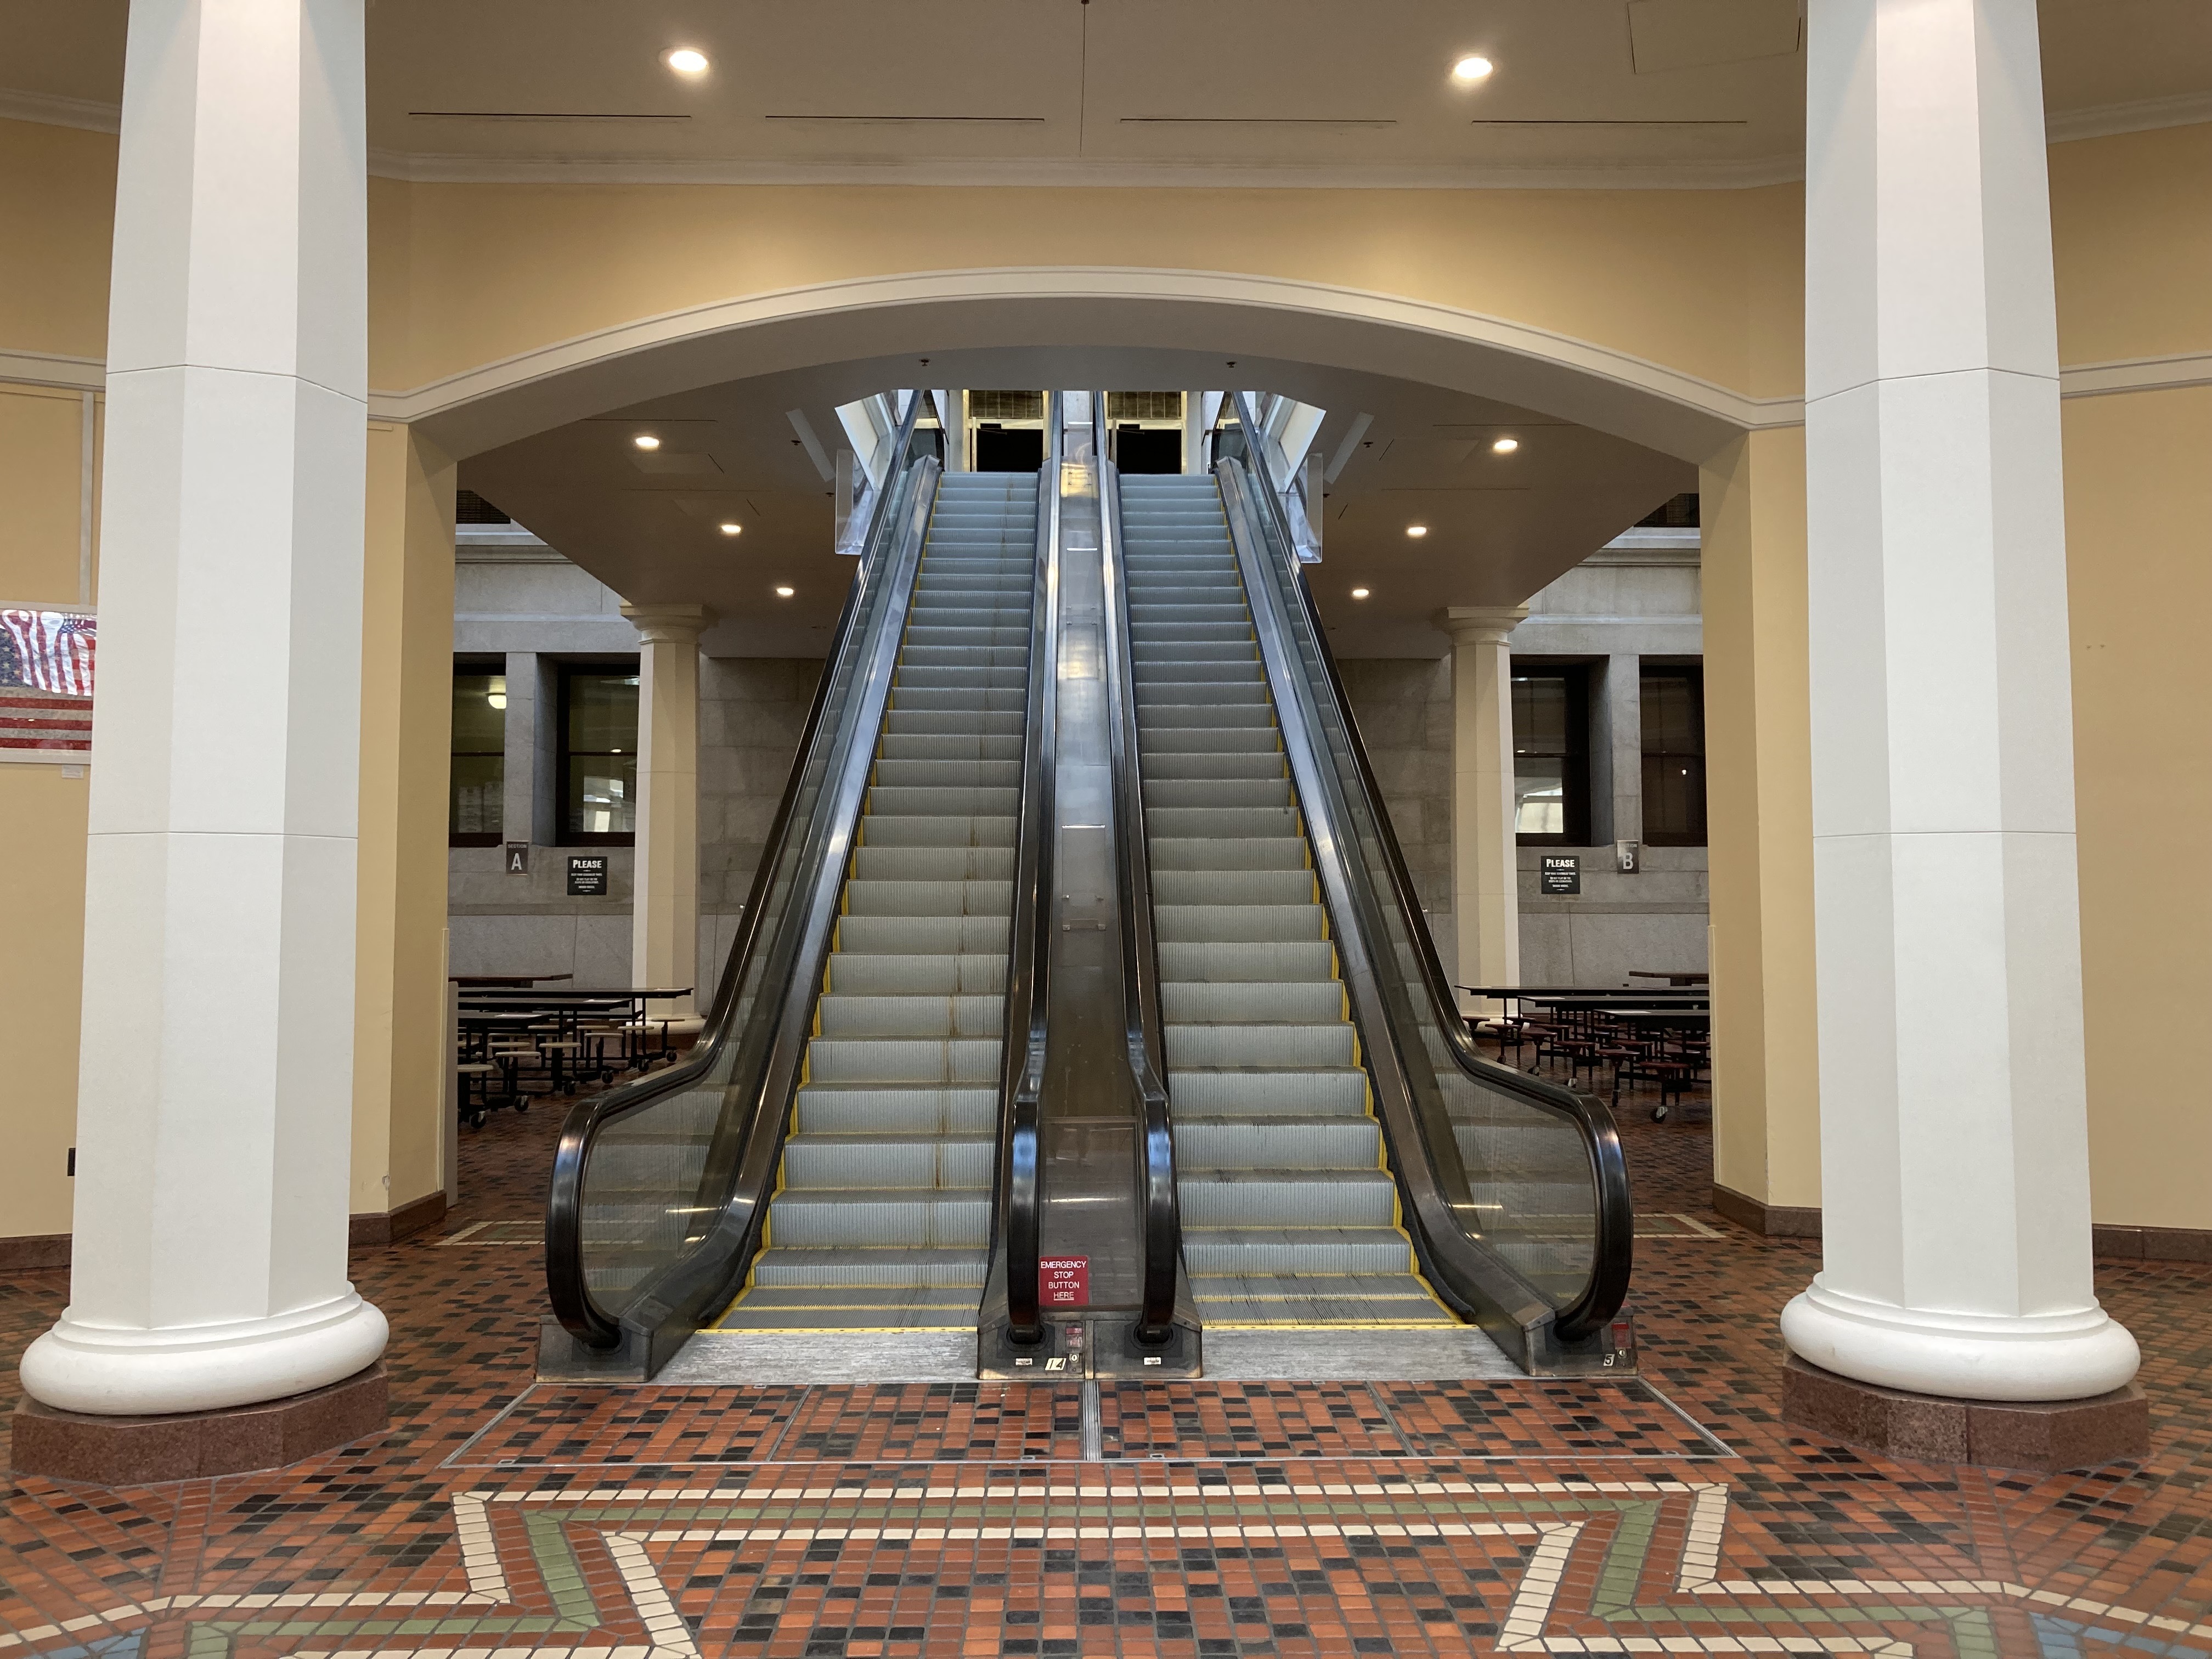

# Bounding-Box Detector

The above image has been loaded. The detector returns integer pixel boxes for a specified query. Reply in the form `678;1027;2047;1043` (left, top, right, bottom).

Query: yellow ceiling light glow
1405;524;1429;538
1492;436;1520;454
632;433;661;450
774;585;795;598
665;48;710;76
719;522;742;536
1452;55;1494;82
1351;588;1371;600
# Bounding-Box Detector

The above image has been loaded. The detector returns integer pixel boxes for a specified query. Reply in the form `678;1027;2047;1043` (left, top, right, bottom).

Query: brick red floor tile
2;1070;2209;1659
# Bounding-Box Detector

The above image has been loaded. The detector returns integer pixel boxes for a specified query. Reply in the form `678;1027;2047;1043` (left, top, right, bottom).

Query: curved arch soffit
381;267;1803;465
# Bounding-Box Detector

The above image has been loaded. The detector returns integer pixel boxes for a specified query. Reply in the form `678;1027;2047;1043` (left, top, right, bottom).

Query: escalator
544;386;1629;1382
1101;394;1634;1373
544;396;1053;1375
709;475;1036;1332
1119;475;1457;1328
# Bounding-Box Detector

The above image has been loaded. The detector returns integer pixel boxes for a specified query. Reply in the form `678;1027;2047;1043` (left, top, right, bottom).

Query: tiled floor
5;1076;2211;1659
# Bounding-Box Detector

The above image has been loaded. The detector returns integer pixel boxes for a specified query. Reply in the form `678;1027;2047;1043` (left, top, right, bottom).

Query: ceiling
3;1;2208;185
5;2;2197;653
458;348;1690;660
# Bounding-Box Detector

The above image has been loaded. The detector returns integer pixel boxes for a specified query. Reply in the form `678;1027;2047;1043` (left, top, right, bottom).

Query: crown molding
0;349;103;392
15;345;2207;428
12;78;2208;182
363;146;1809;192
2047;91;2212;145
2059;350;2212;400
0;88;120;134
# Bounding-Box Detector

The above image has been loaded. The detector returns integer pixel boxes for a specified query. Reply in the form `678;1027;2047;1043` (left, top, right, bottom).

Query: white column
1600;653;1643;851
624;604;713;1019
1443;607;1527;1007
937;391;967;472
1781;0;2138;1402
21;0;385;1415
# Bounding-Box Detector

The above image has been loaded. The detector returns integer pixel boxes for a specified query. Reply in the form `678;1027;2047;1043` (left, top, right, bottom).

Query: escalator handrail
1221;405;1635;1159
1092;397;1182;1345
1217;419;1631;1344
993;399;1065;1341
547;391;934;1350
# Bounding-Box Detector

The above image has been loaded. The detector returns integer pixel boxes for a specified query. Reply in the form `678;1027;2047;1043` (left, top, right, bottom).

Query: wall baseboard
1711;1183;1822;1239
0;1233;71;1271
349;1191;449;1249
2094;1224;2212;1265
1708;1190;2212;1264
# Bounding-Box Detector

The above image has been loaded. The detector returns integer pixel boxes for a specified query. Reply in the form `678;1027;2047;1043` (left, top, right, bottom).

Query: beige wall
2051;125;2212;369
2066;385;2212;1232
0;383;97;1243
1701;428;1820;1217
351;424;458;1222
4;111;2210;1240
4;115;2202;402
0;121;112;362
368;178;1790;404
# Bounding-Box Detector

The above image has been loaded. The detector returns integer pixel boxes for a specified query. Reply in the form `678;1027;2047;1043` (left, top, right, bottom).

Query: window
1512;668;1591;845
561;667;639;845
450;667;506;847
1637;491;1700;528
1641;665;1707;846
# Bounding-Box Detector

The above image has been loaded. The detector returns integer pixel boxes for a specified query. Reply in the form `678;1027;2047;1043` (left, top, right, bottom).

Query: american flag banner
0;607;95;757
0;607;97;697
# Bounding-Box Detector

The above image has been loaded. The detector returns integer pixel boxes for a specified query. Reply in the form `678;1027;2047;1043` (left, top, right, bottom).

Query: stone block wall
696;657;823;992
1336;657;1455;968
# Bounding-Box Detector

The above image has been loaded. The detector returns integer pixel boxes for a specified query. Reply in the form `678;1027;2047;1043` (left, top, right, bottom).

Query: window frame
448;658;507;849
557;661;642;849
1639;661;1708;848
1510;661;1594;849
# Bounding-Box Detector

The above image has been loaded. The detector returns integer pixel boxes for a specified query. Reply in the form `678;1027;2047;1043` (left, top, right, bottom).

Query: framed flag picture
0;604;95;761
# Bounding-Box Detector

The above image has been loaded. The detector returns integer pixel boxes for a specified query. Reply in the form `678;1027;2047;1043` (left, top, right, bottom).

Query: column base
10;1362;387;1484
1782;1355;2146;1471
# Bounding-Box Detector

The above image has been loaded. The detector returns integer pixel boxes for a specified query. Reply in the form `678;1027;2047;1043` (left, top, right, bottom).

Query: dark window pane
566;757;637;838
452;672;507;752
562;668;640;843
566;672;639;754
1637;491;1700;528
1511;669;1589;845
1641;672;1703;757
1515;758;1567;838
1639;667;1707;845
450;755;505;838
450;670;505;843
455;488;511;524
1643;755;1708;845
1512;676;1570;756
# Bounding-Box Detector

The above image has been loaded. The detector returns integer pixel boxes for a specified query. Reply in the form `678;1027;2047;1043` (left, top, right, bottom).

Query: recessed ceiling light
1452;55;1494;82
633;433;661;450
1492;436;1520;454
1351;587;1371;600
665;48;709;75
719;522;742;537
1405;524;1429;538
775;585;795;597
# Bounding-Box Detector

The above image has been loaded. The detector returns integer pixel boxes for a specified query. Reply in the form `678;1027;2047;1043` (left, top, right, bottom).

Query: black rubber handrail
546;392;935;1363
989;397;1065;1345
1093;397;1182;1345
1219;397;1632;1350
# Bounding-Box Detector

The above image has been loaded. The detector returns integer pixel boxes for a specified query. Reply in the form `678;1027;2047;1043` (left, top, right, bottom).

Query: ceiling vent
1627;0;1803;74
407;111;690;123
631;452;723;476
